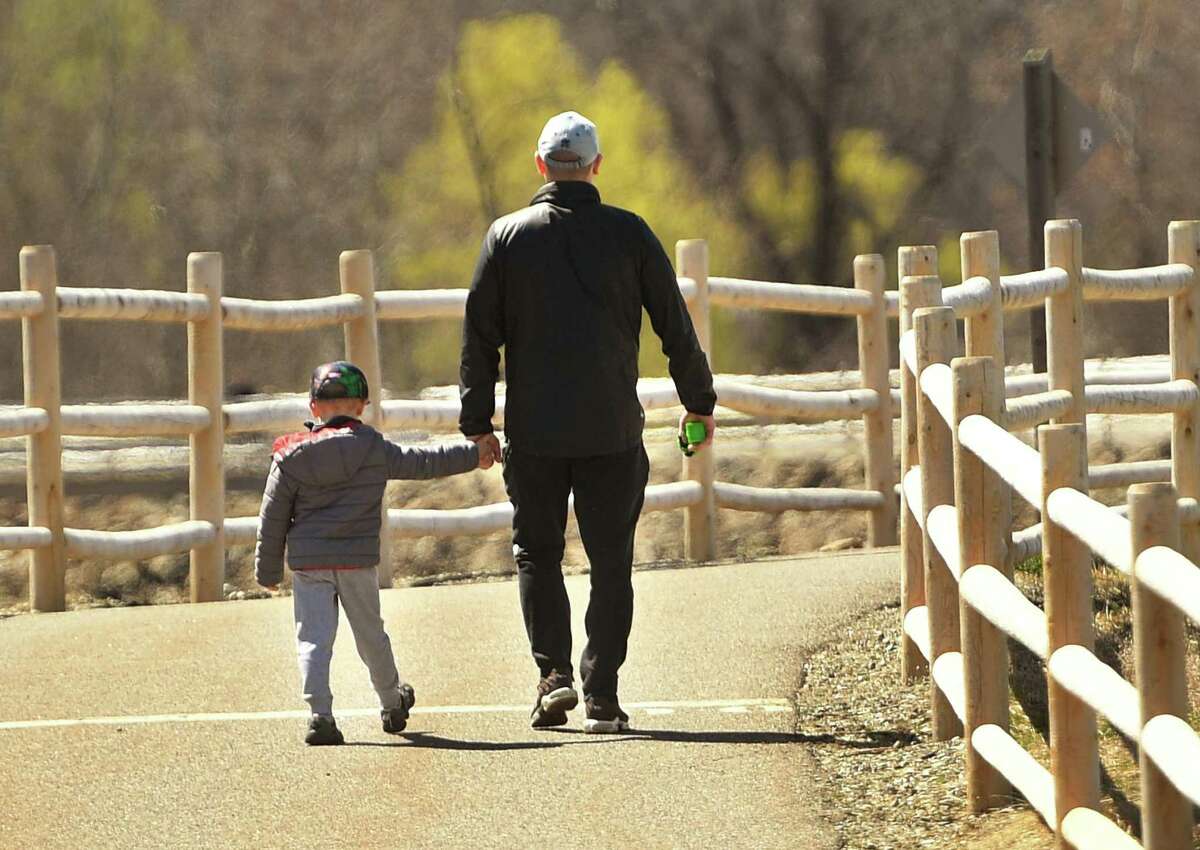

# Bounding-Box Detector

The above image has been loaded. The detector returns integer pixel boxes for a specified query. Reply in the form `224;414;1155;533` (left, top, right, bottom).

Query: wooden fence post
914;304;963;740
188;252;225;603
1167;221;1200;563
855;254;895;547
1128;482;1192;850
952;355;1010;811
21;246;66;612
1039;423;1100;843
340;250;393;589
677;239;716;562
899;256;940;682
1045;221;1086;425
898;248;939;682
961;231;1005;362
960;230;1014;572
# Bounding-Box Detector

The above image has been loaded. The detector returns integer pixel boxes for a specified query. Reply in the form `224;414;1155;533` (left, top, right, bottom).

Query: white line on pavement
0;697;791;732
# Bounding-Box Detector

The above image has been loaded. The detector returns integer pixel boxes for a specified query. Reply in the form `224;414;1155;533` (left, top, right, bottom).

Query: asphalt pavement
0;550;896;850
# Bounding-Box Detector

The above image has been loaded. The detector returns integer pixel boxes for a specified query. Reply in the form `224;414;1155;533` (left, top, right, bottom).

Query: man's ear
534;153;548;178
591;154;603;176
308;399;320;418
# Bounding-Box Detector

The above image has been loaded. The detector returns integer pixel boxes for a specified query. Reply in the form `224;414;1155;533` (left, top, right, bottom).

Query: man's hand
679;411;716;450
468;432;502;468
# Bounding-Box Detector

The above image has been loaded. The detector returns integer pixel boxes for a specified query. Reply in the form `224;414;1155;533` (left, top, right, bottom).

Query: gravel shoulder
792;602;1054;850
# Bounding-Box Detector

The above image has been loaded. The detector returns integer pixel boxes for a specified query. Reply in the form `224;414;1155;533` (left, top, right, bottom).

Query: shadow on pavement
346;731;609;751
346;728;920;751
547;727;919;748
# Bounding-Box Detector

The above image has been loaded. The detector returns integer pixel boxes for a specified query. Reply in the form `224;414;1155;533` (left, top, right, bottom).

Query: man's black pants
502;442;649;699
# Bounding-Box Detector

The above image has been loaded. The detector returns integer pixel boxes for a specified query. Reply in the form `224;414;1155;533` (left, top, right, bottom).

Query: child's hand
469;433;501;469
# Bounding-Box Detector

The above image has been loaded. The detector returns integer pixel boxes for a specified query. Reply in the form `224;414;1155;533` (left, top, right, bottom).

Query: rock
222;583;234;595
146;555;189;585
819;536;862;552
98;563;142;598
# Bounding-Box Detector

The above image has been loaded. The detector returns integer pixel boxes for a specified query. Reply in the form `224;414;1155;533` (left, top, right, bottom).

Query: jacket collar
304;414;362;432
530;181;601;208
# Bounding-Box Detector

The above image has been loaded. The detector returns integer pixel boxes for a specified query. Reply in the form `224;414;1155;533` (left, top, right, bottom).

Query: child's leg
336;567;405;710
292;570;340;716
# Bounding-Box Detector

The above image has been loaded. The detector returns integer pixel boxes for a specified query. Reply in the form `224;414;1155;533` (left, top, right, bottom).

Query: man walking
459;111;716;733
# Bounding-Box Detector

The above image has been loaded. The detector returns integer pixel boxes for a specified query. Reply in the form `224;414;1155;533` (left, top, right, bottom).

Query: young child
254;360;491;745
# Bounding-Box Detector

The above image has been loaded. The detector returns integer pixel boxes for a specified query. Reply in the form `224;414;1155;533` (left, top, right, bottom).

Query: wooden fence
1;240;902;612
902;219;1200;848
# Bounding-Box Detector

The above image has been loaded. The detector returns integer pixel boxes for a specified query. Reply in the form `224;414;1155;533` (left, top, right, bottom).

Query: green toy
678;421;707;457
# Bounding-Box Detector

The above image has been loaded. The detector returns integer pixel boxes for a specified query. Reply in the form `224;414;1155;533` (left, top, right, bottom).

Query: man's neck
545;175;595;185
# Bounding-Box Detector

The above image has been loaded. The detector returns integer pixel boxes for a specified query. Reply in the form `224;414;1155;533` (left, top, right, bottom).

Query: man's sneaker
583;695;630;734
381;683;416;734
305;715;344;746
530;670;578;729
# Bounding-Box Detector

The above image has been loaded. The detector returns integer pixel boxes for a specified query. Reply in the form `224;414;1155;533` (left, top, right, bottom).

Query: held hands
679;411;716;452
468;432;503;469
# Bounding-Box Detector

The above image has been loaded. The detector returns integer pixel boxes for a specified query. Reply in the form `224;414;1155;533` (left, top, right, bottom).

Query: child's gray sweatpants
292;567;406;717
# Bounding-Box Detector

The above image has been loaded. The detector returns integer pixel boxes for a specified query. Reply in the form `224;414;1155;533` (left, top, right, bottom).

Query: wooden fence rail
903;219;1200;848
2;239;904;610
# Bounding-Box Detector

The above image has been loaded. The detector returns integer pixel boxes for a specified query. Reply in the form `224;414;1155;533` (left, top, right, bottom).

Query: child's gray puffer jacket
254;416;479;586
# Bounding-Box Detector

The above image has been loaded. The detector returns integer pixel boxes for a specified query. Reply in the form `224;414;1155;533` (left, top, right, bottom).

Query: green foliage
838;130;922;258
934;234;1016;286
0;0;191;258
385;13;926;390
937;236;962;285
741;153;815;262
0;0;194;400
741;130;921;270
384;13;753;387
1014;554;1043;576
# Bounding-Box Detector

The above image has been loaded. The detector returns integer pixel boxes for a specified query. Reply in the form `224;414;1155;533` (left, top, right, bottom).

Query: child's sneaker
305;715;344;746
583;695;630;734
381;683;416;734
530;670;578;728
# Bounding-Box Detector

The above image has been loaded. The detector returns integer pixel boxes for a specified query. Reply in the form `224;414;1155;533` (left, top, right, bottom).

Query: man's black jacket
459;181;716;458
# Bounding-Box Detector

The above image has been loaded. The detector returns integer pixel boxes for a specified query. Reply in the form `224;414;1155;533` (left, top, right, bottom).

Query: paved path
0;550;897;849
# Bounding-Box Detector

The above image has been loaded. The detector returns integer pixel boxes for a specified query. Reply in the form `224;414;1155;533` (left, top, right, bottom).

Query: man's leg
336;567;405;710
572;443;649;700
292;570;339;716
503;445;573;677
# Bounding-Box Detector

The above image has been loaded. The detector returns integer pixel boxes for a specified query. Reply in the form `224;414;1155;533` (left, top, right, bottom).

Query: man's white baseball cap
536;111;600;169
